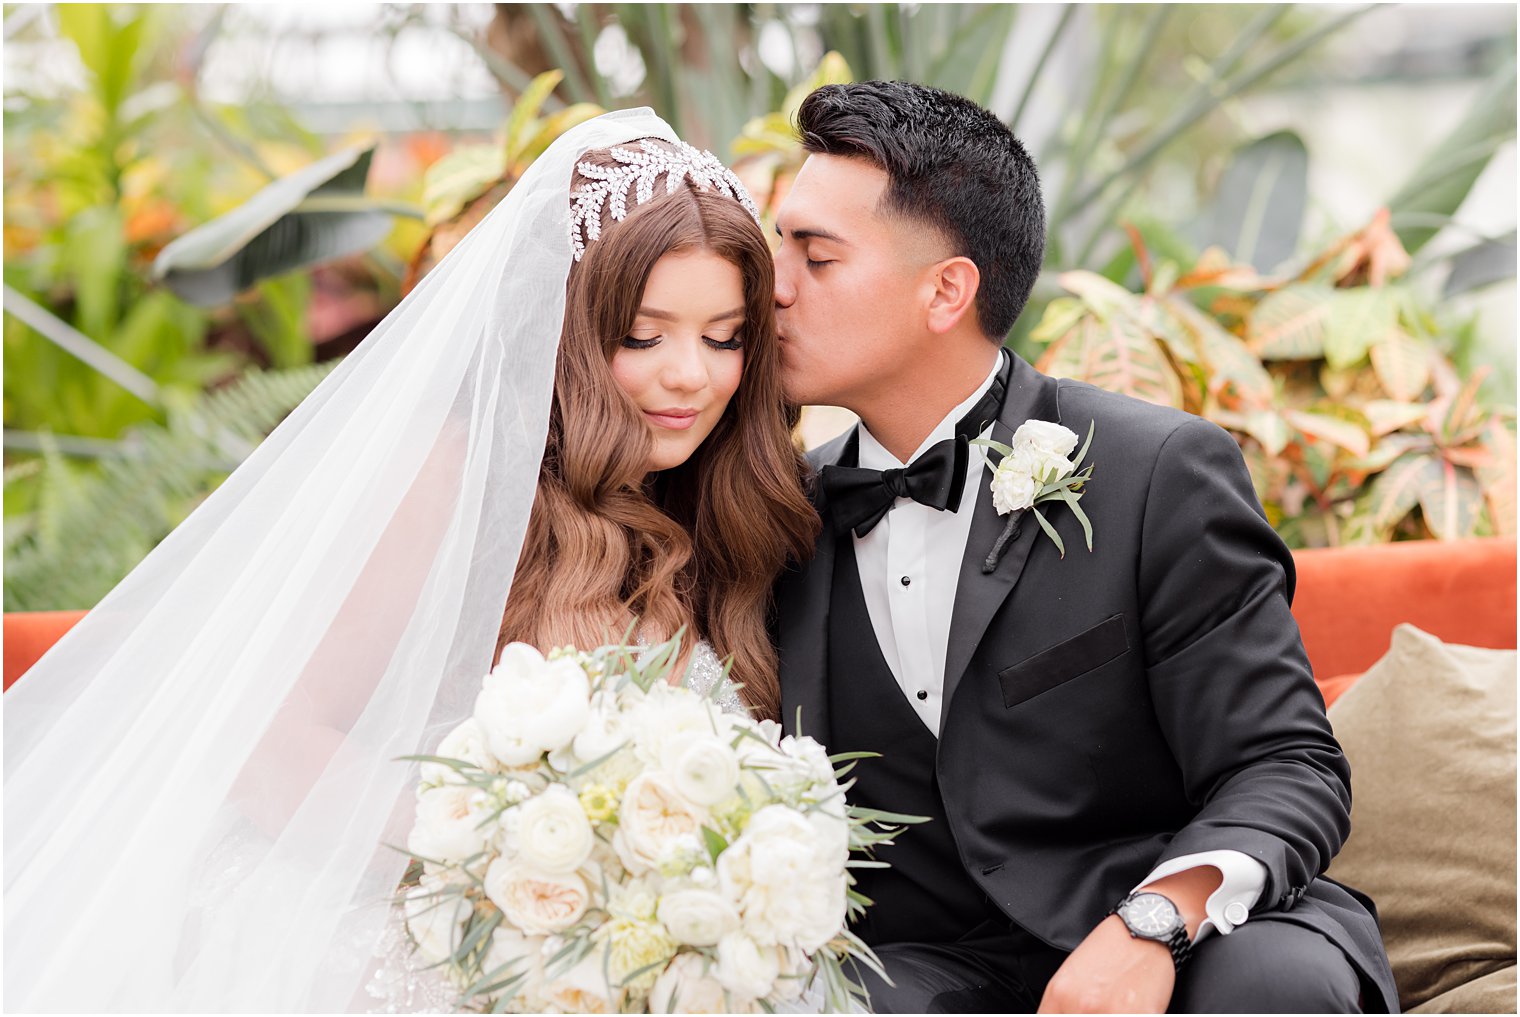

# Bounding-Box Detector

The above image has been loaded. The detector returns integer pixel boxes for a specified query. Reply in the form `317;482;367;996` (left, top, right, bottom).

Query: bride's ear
925;256;981;335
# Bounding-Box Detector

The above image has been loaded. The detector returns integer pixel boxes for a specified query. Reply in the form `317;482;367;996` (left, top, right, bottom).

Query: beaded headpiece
570;139;762;261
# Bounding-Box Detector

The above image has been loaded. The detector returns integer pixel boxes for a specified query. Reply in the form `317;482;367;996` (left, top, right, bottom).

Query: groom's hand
1036;867;1220;1013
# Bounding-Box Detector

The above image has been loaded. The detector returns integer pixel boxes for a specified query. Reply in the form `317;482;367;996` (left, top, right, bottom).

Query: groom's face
773;154;941;409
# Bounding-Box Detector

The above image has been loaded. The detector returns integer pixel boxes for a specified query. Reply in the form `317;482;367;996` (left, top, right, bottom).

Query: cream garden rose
408;783;494;864
484;857;590;935
715;931;780;1000
615;771;708;873
649;951;741;1014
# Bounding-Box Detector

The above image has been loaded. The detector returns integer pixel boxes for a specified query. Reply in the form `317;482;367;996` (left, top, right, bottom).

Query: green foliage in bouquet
1029;212;1515;548
390;632;925;1014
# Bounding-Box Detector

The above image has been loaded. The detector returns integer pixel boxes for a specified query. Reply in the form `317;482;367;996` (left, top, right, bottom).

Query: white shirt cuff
1132;849;1267;942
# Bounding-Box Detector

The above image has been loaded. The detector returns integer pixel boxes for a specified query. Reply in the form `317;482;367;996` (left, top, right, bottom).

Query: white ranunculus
402;880;472;965
716;931;781;1000
421;717;497;787
649;951;744;1014
990;448;1041;515
1013;419;1079;459
615;771;708;874
657;888;741;947
474;643;591;765
408;784;494;864
512;785;594;873
670;736;741;807
484;857;590;935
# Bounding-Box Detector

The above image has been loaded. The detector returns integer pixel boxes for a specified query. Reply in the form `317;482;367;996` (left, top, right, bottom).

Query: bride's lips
645;408;701;430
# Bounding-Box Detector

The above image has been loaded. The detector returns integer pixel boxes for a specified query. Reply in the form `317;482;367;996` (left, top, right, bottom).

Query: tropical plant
1030;210;1515;548
3;361;336;611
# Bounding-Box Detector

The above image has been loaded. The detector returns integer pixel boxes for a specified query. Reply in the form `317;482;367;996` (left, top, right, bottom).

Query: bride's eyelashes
617;335;745;351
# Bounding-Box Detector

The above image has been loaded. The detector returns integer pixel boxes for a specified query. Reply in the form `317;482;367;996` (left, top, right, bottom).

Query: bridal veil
5;107;681;1012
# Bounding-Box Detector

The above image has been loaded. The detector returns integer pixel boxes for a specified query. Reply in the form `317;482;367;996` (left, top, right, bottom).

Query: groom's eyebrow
775;223;850;246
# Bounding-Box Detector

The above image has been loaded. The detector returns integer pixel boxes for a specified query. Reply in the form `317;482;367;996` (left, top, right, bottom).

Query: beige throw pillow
1326;623;1517;1012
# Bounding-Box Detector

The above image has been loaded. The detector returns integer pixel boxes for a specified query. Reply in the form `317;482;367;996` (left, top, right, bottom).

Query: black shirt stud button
900;575;912;587
916;690;928;700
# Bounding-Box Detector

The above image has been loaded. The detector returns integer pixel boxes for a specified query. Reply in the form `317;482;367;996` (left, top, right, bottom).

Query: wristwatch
1110;891;1192;971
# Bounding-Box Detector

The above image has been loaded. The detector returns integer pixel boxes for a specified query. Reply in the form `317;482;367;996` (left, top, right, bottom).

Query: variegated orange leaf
1477;420;1516;537
1324;287;1398;369
1417;459;1484;540
1368;328;1430;401
1248;284;1334;359
1364;453;1442;535
1363;399;1432;437
1285;409;1372;459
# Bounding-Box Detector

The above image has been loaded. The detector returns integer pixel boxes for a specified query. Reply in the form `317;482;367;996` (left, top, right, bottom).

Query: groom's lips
645;408;700;430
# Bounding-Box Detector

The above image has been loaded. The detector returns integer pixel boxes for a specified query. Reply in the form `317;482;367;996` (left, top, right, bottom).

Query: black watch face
1123;893;1181;937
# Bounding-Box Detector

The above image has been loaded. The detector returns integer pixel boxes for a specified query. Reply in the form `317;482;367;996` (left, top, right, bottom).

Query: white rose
408;784;494;864
540;952;621;1013
615;771;708;874
474;643;591;765
657;888;741;946
572;689;631;765
421;717;497;787
633;686;723;767
719;806;842;949
791;871;848;952
716;931;781;1000
402;880;472;965
778;735;836;789
481;925;545;1001
484;857;590;935
1013;419;1079;459
670;736;741;807
649;952;744;1014
990;448;1041;514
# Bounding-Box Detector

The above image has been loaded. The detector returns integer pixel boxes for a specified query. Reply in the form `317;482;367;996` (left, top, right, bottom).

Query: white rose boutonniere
974;420;1095;570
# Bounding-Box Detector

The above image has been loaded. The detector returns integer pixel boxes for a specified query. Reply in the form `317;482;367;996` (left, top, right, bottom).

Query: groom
771;81;1398;1013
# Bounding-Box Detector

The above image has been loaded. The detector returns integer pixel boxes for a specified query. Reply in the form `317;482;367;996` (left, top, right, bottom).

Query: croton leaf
1368;329;1431;401
1363;453;1443;536
1284;408;1372;459
1363;399;1433;437
1248;284;1334;359
1324;287;1398;369
1477;420;1517;537
1417;459;1485;540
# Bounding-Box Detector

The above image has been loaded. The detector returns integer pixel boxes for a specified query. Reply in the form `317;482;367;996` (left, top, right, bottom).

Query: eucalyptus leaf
152;146;391;306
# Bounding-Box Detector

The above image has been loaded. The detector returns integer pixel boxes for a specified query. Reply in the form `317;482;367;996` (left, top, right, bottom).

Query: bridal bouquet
393;636;910;1014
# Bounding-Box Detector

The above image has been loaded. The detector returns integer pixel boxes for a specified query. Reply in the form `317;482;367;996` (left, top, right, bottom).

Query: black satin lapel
777;426;857;741
941;361;1062;729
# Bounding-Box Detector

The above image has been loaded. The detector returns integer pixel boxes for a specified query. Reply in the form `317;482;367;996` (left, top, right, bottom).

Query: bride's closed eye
618;334;745;351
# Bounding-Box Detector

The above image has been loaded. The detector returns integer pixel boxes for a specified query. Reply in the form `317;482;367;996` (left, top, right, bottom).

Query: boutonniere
972;420;1095;573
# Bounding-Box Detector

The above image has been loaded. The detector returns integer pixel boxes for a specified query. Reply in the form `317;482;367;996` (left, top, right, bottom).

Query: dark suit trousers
856;914;1372;1014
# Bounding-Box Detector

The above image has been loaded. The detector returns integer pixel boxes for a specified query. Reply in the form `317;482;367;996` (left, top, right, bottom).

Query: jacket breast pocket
998;613;1130;708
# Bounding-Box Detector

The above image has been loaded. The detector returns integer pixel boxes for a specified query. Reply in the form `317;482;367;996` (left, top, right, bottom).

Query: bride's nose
659;338;709;393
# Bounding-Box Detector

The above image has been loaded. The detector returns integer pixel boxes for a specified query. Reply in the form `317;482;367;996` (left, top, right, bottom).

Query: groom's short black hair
796;80;1045;342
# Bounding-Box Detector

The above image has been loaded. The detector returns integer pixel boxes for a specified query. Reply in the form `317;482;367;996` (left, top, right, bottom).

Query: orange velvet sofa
5;537;1516;696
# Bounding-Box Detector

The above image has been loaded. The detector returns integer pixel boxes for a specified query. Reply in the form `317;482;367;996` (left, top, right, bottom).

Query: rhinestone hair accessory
570;139;762;261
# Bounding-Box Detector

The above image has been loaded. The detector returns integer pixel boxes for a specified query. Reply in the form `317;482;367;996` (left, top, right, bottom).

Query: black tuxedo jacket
775;354;1397;1010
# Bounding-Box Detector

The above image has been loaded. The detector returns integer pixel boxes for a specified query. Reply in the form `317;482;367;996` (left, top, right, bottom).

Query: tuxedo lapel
777;426;856;741
940;358;1062;729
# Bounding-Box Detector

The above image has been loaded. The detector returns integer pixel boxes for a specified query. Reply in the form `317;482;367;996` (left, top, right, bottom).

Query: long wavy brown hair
497;141;819;720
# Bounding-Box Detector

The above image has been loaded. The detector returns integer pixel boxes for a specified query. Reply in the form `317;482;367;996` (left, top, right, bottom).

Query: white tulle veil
4;107;684;1012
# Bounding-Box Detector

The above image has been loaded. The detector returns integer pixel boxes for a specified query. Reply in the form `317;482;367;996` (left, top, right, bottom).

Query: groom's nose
773;263;796;310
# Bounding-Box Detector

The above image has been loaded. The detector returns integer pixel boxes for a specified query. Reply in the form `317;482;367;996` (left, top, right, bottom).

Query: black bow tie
823;437;969;537
821;352;1012;538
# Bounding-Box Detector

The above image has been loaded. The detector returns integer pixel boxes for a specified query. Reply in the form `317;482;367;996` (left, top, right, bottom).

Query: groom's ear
925;256;981;336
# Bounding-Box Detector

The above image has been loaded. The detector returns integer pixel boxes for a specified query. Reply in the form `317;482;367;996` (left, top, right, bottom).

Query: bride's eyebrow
637;307;746;324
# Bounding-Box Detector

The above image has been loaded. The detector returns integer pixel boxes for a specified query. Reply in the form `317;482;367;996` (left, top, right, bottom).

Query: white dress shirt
852;354;1265;941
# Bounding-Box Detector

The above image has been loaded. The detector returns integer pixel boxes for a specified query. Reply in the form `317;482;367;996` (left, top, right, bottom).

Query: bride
4;108;819;1012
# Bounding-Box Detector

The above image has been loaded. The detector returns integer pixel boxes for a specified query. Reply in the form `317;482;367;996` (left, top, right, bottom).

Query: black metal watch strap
1110;892;1193;973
